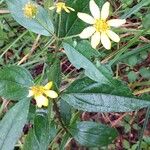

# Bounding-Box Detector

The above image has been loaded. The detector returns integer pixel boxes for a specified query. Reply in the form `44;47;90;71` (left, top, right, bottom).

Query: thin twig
18;34;41;65
111;113;128;127
0;10;10;14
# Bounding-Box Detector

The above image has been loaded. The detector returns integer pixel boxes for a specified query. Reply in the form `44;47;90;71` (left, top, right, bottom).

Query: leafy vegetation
0;0;150;149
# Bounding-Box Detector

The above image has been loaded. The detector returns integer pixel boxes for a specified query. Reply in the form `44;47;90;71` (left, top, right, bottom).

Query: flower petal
28;90;33;97
44;90;58;98
49;6;55;10
34;95;48;108
77;12;94;24
67;7;75;11
101;2;110;20
56;7;62;13
44;82;53;90
107;19;126;27
90;0;100;19
91;32;101;49
79;26;95;39
63;7;70;13
107;30;120;42
101;32;111;50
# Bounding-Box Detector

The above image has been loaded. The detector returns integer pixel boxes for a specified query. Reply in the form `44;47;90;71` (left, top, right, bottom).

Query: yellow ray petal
67;7;75;11
90;0;100;19
49;6;55;10
107;30;120;42
91;32;101;49
101;32;111;50
107;19;126;27
56;7;62;13
101;2;110;20
34;95;48;108
79;26;95;39
28;90;34;97
44;82;53;90
77;12;94;24
63;7;70;13
44;90;58;99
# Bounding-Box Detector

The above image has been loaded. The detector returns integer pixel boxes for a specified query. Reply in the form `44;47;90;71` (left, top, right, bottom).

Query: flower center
56;2;65;9
31;86;45;96
23;2;38;18
94;19;110;32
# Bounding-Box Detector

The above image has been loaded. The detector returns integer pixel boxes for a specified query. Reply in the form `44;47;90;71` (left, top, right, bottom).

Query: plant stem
0;99;9;118
57;13;62;38
133;88;150;95
58;34;79;40
53;100;69;133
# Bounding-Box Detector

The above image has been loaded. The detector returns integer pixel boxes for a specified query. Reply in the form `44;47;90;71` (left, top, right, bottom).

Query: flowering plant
0;0;150;149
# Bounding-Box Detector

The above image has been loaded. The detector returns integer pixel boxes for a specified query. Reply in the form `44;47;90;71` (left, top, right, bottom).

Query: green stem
57;13;62;38
58;34;79;41
53;100;70;134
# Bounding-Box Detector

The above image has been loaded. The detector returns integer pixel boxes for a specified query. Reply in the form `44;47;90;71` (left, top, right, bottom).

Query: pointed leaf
63;42;114;85
0;66;34;100
70;121;118;147
62;77;150;112
7;0;54;36
0;99;30;150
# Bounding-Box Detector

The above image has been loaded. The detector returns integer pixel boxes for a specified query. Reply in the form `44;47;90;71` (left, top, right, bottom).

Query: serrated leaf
7;0;54;36
60;100;72;125
62;77;150;112
75;40;103;59
0;99;30;150
0;66;34;100
23;114;57;150
63;42;114;85
70;121;118;147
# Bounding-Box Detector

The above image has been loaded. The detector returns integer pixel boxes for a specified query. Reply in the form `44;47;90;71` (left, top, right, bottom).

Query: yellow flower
28;82;58;108
49;2;75;14
77;0;126;50
23;2;38;19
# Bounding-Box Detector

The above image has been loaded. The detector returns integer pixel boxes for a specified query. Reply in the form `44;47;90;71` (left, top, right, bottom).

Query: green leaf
46;58;61;89
143;14;150;29
59;0;104;37
139;68;150;79
62;77;150;112
70;121;118;147
23;113;57;150
0;66;34;100
75;40;103;60
60;100;72;125
63;42;114;85
7;0;54;36
0;99;30;150
127;71;138;82
127;56;138;66
121;0;150;19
